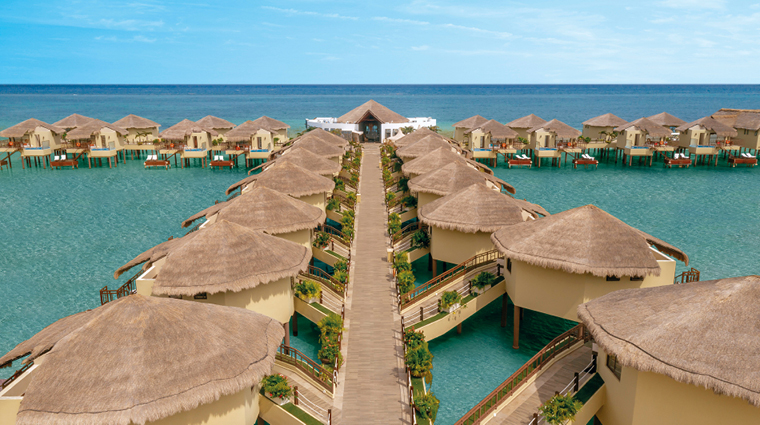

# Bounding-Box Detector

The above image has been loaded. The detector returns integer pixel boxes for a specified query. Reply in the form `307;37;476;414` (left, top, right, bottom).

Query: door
101;135;106;148
257;137;262;150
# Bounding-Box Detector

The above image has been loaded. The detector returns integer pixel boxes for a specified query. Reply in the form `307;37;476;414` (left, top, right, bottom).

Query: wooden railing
400;250;502;310
99;270;140;305
384;175;401;190
454;324;590;425
0;361;33;390
335;175;357;191
299;266;345;298
392;222;423;245
330;193;355;211
675;267;700;284
185;221;203;235
319;224;351;246
276;344;334;394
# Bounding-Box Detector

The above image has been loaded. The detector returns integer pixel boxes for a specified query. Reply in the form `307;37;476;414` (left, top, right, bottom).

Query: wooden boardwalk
340;144;410;424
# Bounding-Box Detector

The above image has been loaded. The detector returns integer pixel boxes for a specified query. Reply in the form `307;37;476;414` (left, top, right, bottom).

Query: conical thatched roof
66;119;128;140
401;147;490;177
196;115;235;130
337;99;408;124
491;205;688;278
506;114;546;129
676;116;738;137
396;134;455;160
53;114;96;129
290;136;344;158
224;120;273;142
153;220;310;296
647;112;686;128
615;117;672;138
181;198;239;228
272;147;342;176
711;109;760;130
160;119;218;141
578;275;760;407
226;161;335;196
528;119;581;138
297;128;349;148
393;127;447;148
453;115;488;129
733;112;760;131
114;232;201;279
419;183;545;233
0;118;65;138
465;119;518;139
251;115;289;131
113;114;160;129
583;113;628;127
5;295;282;425
409;161;516;196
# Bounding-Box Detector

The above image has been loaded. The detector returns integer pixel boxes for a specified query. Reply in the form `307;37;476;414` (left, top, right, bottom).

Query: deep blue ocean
1;85;758;424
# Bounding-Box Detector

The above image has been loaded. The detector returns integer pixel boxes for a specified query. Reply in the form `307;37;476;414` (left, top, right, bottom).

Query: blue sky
1;0;759;83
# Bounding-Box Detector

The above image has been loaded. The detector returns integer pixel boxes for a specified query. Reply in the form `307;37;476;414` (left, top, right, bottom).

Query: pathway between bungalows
340;144;409;424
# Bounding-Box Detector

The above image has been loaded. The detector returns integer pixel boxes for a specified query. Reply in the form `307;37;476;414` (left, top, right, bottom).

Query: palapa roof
196;115;235;130
3;295;282;425
711;108;760;130
506;114;547;129
226;161;335;196
453;115;488;129
615;117;672;138
225;119;283;142
528;119;582;138
647;112;686;128
251;115;290;131
401;147;491;177
676;116;738;137
337;99;408;124
396;134;456;160
113;114;160;129
273;147;342;176
583;113;628;127
160;119;218;141
393;127;447;148
0;118;65;138
733;112;760;131
66;119;128;140
290;135;344;158
153;220;310;296
409;161;516;196
298;128;349;148
53;114;96;129
578;275;760;407
491;205;688;278
114;232;201;279
419;183;546;233
465;119;518;139
181;198;235;228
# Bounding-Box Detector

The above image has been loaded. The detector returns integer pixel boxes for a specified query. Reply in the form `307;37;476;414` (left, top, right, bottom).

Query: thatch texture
66;119;129;140
676;117;738;137
615;117;672;138
226;161;335;196
252;115;290;131
396;135;455;160
401;147;491;176
10;295;283;425
271;147;341;176
224;120;273;142
583;113;628;127
290;136;344;158
114;231;201;279
528;119;581;138
0;119;65;138
408;161;516;196
465;119;518;139
491;205;688;278
181;198;239;228
153;220;310;296
113;114;160;129
453;115;488;129
733;112;760;131
196;115;235;130
419;183;545;233
647;112;686;128
160;119;218;141
299;128;349;148
506;114;546;129
711;109;760;130
578;275;760;407
53;114;96;129
337;99;408;124
393;127;448;148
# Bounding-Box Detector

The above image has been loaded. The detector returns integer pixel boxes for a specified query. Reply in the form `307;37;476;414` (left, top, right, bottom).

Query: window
194;293;208;300
630;276;644;281
605;276;620;281
606;353;622;379
506;258;512;273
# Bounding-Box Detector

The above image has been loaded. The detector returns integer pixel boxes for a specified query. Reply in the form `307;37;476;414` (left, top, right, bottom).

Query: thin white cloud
95;35;156;43
373;16;429;25
441;23;511;39
660;0;726;9
262;7;358;21
411;45;429;51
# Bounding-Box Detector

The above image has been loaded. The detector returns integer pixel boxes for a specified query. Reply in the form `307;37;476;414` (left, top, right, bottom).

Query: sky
0;0;759;84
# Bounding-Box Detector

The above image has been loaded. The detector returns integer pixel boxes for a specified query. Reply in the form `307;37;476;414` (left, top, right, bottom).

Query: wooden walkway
340;144;410;424
489;346;593;425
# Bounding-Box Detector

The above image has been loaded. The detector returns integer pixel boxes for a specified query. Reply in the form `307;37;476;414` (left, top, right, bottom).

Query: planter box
441;303;461;314
266;395;291;406
299;296;319;304
471;285;492;296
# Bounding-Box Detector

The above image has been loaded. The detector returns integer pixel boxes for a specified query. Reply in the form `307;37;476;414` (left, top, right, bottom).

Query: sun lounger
664;154;692;168
145;154;170;169
507;154;532;168
728;154;757;167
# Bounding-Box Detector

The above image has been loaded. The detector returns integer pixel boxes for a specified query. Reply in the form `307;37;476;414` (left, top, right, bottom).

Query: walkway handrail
330;193;355;211
675;267;700;284
319;224;351;246
1;361;33;390
276;344;334;393
335;175;357;190
392;222;422;244
299;266;345;297
453;324;590;425
400;250;502;310
99;270;140;305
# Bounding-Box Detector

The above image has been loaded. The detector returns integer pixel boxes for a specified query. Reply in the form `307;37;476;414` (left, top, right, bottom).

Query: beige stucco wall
677;127;714;148
430;226;494;265
616;129;648;148
92;127;125;149
454;127;466;143
469;129;489;149
186;131;212;149
22;127;62;149
145;387;259;425
125;127;160;143
582;125;616;141
416;192;441;210
0;397;21;424
529;129;556;149
276;228;312;249
296;192;327;212
733;129;760;150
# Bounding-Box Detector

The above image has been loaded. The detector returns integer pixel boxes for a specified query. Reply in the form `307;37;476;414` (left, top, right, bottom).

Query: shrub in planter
333;178;345;191
388;212;401;224
333;270;348;287
334;259;348;273
415;392;440;422
341;215;354;231
382;168;392;182
294;280;321;303
342;226;354;240
261;374;292;404
538;394;583;425
394;253;412;273
401;195;418;209
393;161;402;172
349;173;359;187
405;342;434;378
471;271;496;295
313;231;330;249
440;291;462;312
385;191;396;205
326;197;341;211
318;313;344;335
404;329;426;351
410;229;430;250
382;156;390;166
352;157;361;168
346;192;357;206
398;177;409;193
318;343;344;369
398;270;415;294
343;209;355;220
388;220;401;236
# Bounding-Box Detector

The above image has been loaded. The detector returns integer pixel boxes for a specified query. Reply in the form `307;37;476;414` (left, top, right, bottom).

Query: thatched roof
298;128;350;148
396;134;456;160
401;147;491;177
181;198;239;228
465;119;518;139
66;119;129;140
337;99;408;124
290;136;344;158
583;113;628;127
251;115;289;131
615;117;672;138
453;115;488;129
114;232;201;279
733;112;760;131
409;161;516;196
711;109;760;130
647;112;686;128
153;220;310;296
528;119;581;138
578;275;760;407
7;295;282;425
393;127;447;148
160;119;218;141
113;114;160;129
0;118;65;138
53;114;96;129
419;183;545;233
676;117;738;137
224;120;272;142
271;147;342;176
491;205;688;278
506;114;546;129
196;115;235;130
226;161;335;196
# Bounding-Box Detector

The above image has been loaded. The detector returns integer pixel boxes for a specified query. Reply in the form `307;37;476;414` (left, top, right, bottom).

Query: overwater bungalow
506;114;547;141
224;120;280;165
52;113;95;131
65;119;129;168
392;127;447;149
0;119;65;168
408;161;515;209
491;204;687;347
465;120;519;166
0;295;282;425
401;146;492;178
647;111;686;132
577;275;760;425
712;109;760;163
527;119;582;167
396;134;457;162
286;135;345;164
582;113;628;149
297;127;349;148
196;115;236;137
452;115;488;144
261;146;342;177
675;117;738;165
614;117;672;166
160;119;218;167
113;114;161;147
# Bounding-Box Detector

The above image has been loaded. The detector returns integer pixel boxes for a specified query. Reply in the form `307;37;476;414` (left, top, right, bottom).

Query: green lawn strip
282;403;324;425
310;302;334;316
325;250;346;260
575;374;604;404
414;294;475;329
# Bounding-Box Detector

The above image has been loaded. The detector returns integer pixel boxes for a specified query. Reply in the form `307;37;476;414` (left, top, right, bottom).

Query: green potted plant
410;229;430;250
346;192;357;207
398;177;409;193
398;270;415;294
388;220;402;236
334;259;348;273
261;374;293;405
385;191;396;205
440;290;462;313
334;177;345;191
415;392;440;422
326;197;341;211
333;269;348;286
404;329;426;349
538;394;583;425
471;271;496;295
394;253;412;274
294;280;321;304
313;231;330;249
405;341;433;378
401;195;418;209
